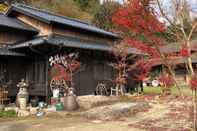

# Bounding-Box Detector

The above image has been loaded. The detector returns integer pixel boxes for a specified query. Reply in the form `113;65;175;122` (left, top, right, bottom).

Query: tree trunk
193;90;197;130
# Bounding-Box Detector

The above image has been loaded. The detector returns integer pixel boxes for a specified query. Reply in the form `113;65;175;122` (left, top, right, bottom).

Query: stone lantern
17;79;29;110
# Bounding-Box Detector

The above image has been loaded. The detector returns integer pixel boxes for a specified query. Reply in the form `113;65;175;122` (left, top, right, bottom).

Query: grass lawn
144;86;193;96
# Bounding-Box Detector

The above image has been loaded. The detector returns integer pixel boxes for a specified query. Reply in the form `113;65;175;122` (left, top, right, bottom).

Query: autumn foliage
158;73;175;88
51;64;71;81
189;75;197;90
179;45;191;57
134;60;153;81
112;0;166;81
112;0;197;129
112;0;165;36
50;53;80;81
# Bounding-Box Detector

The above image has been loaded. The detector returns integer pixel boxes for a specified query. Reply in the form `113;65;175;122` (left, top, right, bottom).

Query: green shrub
0;110;17;118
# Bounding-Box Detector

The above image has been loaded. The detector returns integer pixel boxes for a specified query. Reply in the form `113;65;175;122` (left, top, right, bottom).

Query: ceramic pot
56;102;64;111
64;95;78;111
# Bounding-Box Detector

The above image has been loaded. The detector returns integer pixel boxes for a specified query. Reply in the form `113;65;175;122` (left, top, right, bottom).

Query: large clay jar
64;95;78;111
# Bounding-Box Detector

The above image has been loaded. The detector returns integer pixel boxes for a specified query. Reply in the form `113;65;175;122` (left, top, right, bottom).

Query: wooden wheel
96;83;109;96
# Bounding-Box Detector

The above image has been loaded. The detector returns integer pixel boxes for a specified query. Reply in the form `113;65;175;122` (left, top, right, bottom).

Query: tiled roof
0;47;26;56
6;4;118;38
9;34;142;54
0;14;38;33
9;34;115;51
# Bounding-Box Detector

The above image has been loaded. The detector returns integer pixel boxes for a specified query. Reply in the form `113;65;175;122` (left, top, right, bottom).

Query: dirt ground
0;95;193;131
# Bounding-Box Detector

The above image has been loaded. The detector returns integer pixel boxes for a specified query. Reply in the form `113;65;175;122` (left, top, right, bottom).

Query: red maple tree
112;0;197;129
112;0;166;82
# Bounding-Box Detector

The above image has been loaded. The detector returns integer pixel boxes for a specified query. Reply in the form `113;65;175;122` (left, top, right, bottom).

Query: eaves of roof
9;34;142;55
0;14;38;34
0;47;26;56
6;4;119;39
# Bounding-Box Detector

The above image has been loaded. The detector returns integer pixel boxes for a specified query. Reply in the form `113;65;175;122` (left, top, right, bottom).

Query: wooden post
45;56;49;103
116;84;118;96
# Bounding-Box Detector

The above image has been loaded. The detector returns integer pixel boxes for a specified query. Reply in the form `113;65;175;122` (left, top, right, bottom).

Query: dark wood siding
0;31;31;45
25;57;46;96
0;56;27;96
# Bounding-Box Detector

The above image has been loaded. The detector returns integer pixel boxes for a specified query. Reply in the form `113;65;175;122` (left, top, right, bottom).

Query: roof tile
0;14;38;33
7;4;118;38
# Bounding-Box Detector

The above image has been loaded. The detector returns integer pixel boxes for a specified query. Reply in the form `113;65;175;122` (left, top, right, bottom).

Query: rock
77;95;118;110
154;95;160;100
36;111;44;117
82;102;150;120
44;106;56;113
91;120;102;123
17;109;30;117
30;107;38;115
4;107;19;113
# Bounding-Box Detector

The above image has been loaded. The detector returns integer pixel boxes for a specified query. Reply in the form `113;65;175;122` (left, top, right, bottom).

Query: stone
4;107;19;113
17;109;30;117
154;95;160;100
82;102;150;120
44;106;56;112
30;107;38;115
77;95;118;110
18;98;27;110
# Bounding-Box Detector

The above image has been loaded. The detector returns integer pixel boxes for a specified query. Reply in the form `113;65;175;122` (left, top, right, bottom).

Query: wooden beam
45;55;49;103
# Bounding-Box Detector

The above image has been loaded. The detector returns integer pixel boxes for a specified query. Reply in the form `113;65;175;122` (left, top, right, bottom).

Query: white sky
100;0;125;4
100;0;197;10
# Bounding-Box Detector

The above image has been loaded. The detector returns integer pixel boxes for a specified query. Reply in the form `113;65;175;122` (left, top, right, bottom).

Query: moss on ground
0;110;17;118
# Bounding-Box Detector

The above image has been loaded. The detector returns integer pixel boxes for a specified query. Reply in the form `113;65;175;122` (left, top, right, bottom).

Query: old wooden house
151;40;197;85
0;4;143;102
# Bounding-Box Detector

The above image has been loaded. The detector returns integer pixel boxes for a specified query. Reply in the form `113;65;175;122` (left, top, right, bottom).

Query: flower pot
56;102;64;111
